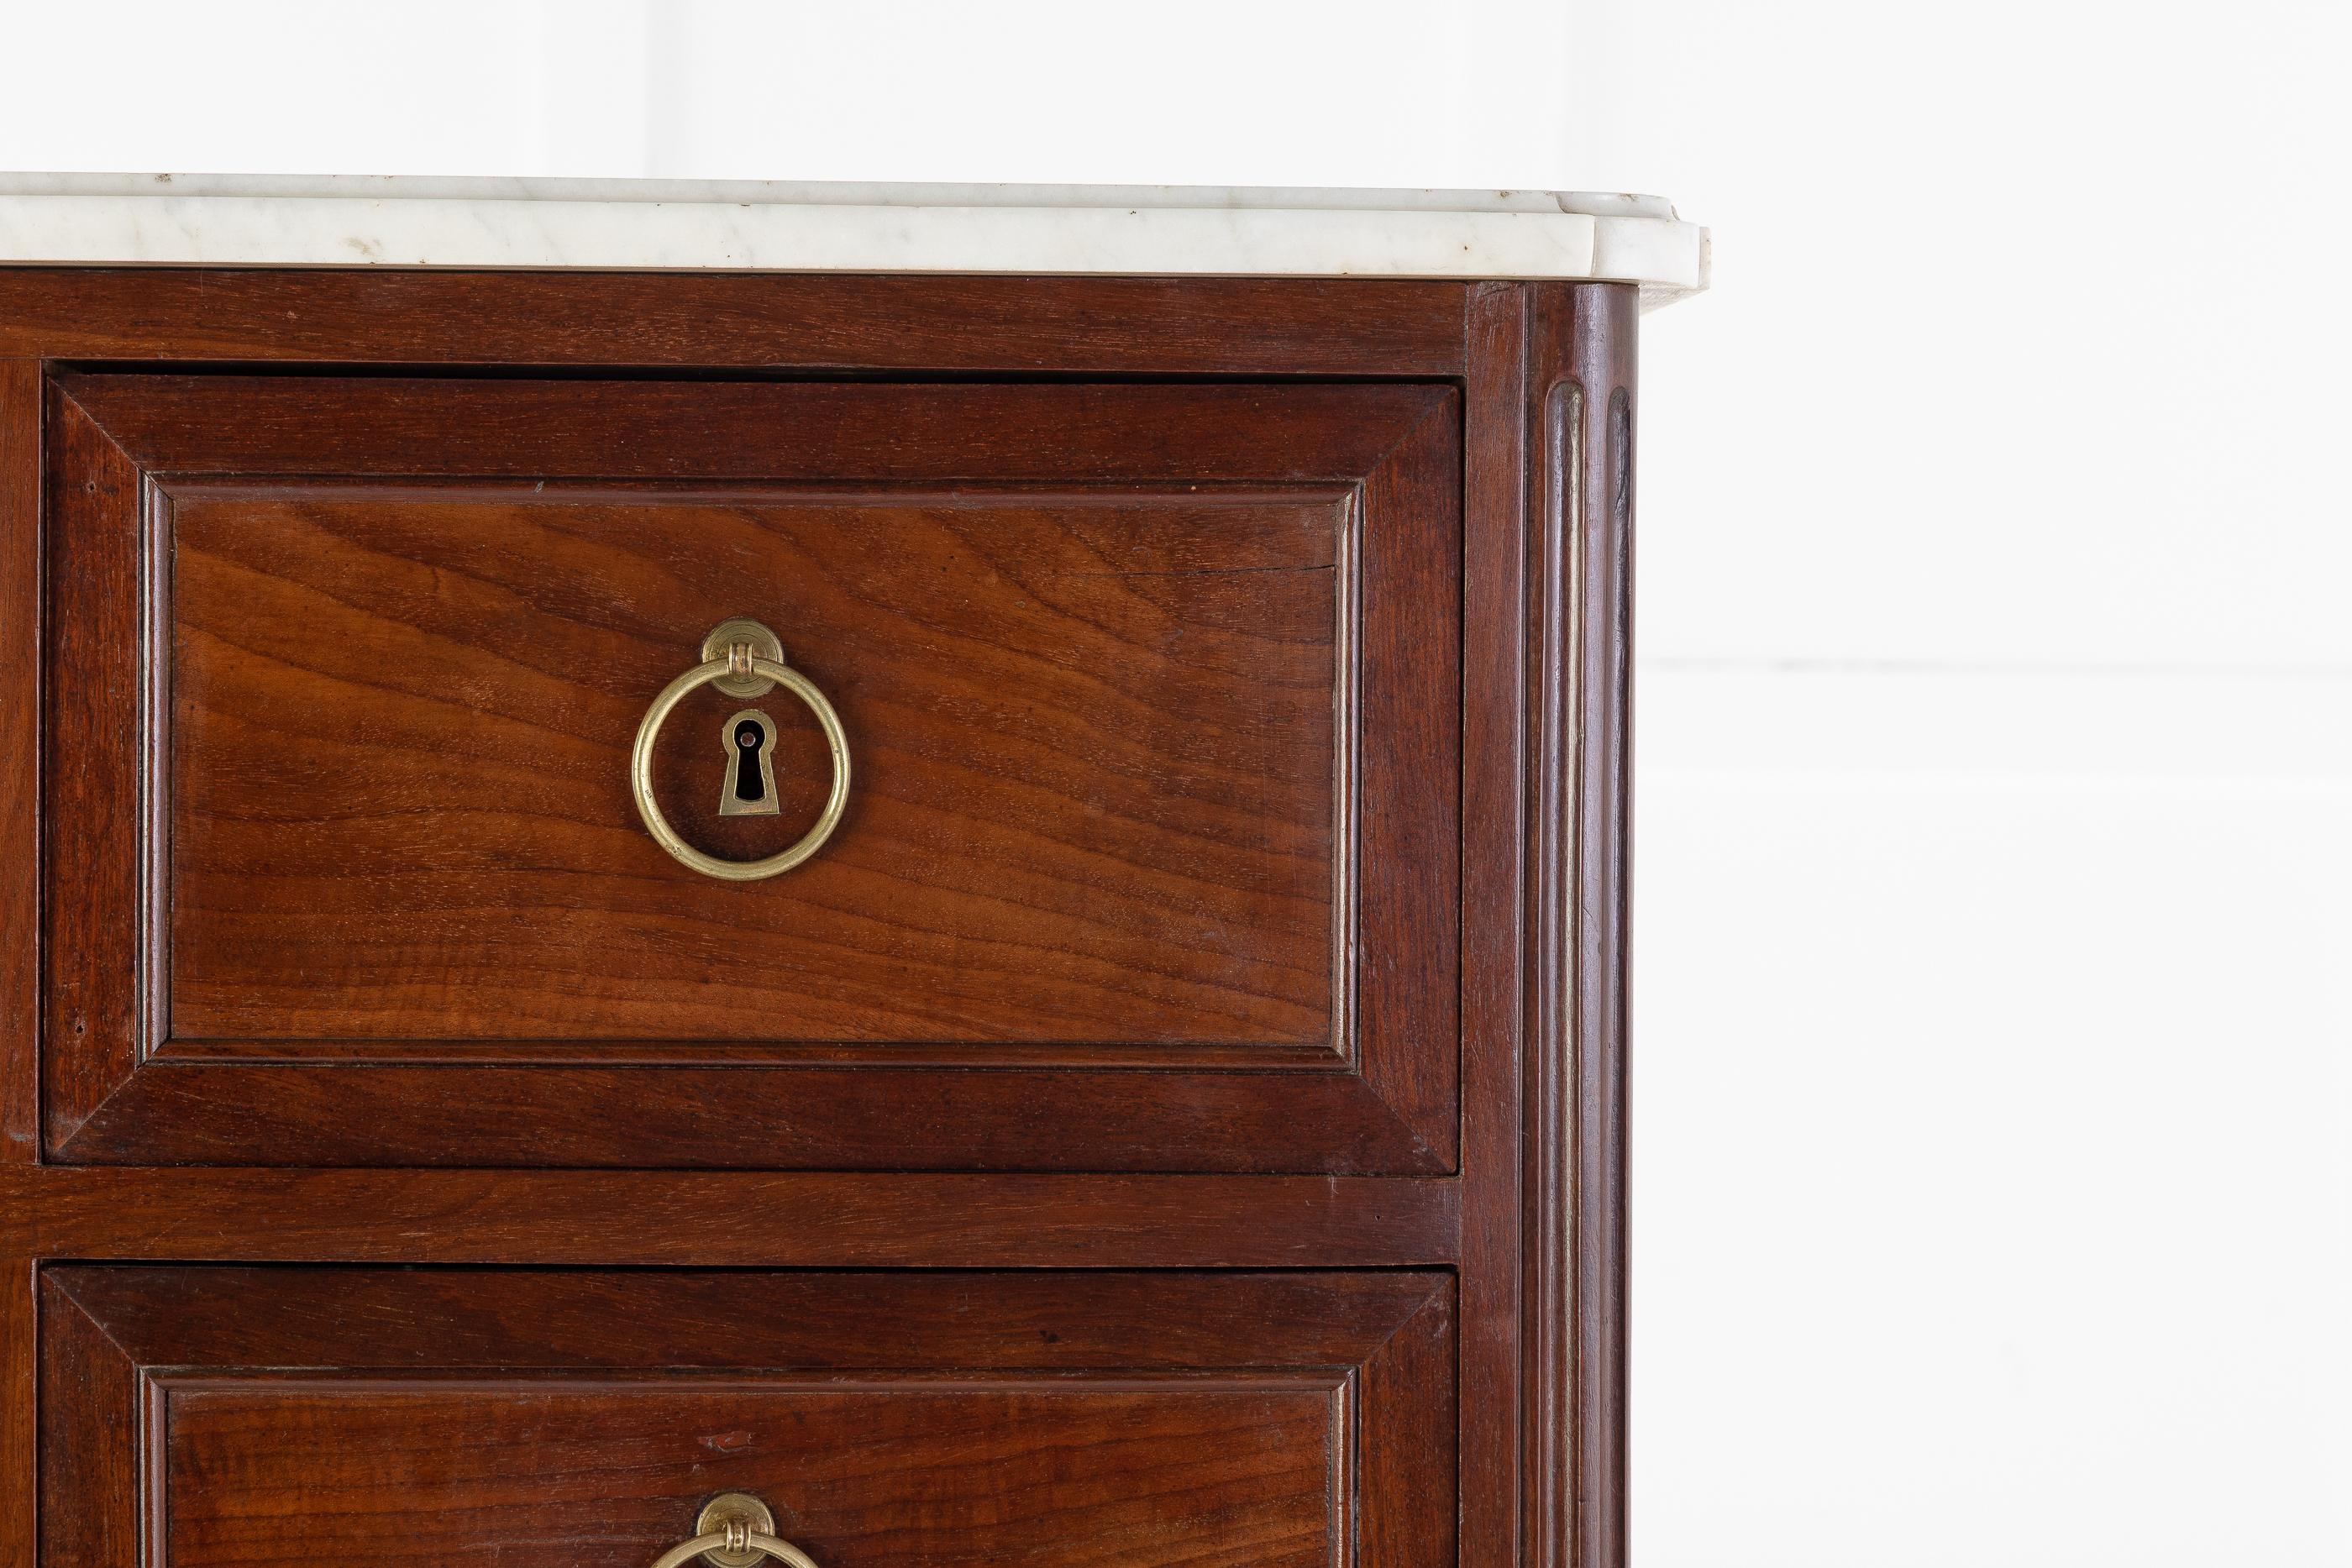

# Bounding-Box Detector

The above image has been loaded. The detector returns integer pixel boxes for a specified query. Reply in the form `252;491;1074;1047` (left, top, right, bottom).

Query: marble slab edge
0;174;1709;307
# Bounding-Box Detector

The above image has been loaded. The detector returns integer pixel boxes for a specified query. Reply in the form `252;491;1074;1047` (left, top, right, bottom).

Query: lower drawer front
42;1268;1453;1568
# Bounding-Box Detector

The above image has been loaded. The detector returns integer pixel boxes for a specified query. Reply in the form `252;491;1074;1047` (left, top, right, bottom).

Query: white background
4;2;2347;1561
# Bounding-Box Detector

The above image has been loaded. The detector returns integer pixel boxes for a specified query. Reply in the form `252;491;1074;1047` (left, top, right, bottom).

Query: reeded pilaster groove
1522;283;1636;1568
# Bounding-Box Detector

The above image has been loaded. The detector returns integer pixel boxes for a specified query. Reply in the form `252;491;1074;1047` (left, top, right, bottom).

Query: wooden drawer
40;1266;1453;1568
43;373;1460;1169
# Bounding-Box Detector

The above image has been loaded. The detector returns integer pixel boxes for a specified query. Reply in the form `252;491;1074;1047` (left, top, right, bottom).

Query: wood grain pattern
0;269;1467;375
0;1258;31;1568
0;360;35;1162
55;375;1448;484
1525;298;1583;1568
50;1266;1446;1370
45;1267;1453;1568
0;1167;1460;1268
1457;281;1529;1568
39;387;144;1147
1567;290;1636;1568
36;1274;140;1568
42;375;1460;1171
168;1384;1340;1568
0;343;24;1557
1521;283;1638;1568
52;1061;1446;1171
166;486;1346;1048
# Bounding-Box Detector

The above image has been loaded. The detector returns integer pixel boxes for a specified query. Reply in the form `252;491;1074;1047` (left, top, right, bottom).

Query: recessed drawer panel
41;374;1459;1168
166;488;1341;1047
41;1266;1455;1568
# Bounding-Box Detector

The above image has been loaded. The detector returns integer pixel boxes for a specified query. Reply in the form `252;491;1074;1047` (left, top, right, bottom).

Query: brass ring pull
648;1528;822;1568
629;638;851;882
658;1493;806;1568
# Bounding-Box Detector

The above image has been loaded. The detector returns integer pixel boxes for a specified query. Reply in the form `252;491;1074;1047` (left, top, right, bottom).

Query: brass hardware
646;1493;820;1568
701;617;785;699
694;1493;781;1568
631;621;851;882
717;709;780;817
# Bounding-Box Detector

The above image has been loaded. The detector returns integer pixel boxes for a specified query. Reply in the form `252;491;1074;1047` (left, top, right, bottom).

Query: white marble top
0;173;1709;307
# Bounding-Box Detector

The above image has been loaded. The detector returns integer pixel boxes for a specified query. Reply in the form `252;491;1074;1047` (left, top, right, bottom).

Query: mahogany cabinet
0;270;1639;1568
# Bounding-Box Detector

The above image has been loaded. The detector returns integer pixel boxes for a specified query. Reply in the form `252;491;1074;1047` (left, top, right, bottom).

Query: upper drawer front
43;1266;1454;1568
42;375;1460;1168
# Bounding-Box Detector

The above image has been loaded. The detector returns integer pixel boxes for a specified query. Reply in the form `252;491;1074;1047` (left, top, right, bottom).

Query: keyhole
732;719;767;802
718;709;780;819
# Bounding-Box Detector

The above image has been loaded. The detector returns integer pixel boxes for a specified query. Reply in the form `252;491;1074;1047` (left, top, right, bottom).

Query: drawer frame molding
37;375;1462;1173
39;1266;1456;1568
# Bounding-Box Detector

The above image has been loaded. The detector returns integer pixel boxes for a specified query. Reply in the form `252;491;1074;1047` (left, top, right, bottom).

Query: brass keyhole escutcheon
719;710;780;817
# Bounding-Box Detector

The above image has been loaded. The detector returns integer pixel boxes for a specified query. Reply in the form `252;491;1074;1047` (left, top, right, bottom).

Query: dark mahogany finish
44;1267;1453;1568
0;268;1641;1568
42;374;1458;1171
